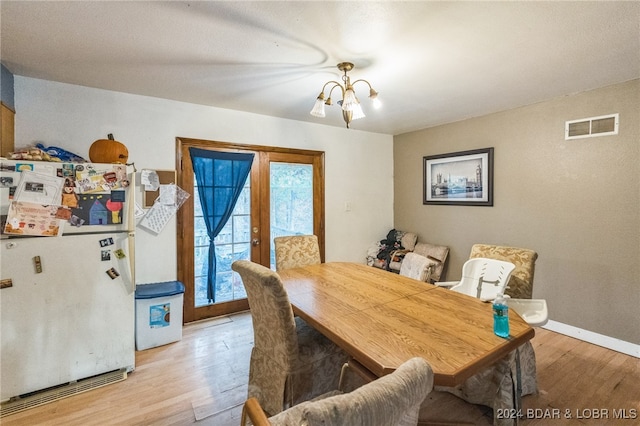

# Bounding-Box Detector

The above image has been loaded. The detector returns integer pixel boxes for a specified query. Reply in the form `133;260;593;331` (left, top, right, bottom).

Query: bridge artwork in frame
423;147;494;206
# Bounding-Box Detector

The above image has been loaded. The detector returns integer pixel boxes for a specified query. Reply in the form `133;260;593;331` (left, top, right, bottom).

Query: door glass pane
270;162;313;269
194;175;250;307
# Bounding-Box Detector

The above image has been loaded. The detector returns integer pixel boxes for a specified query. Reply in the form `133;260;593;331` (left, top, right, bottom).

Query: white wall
14;76;394;284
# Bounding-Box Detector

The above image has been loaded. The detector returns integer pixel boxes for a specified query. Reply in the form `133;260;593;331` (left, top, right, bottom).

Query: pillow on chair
399;252;433;282
413;242;450;282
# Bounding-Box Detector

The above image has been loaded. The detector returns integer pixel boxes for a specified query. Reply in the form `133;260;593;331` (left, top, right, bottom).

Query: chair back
399;252;432;282
231;260;299;370
469;244;538;299
251;357;434;426
451;258;516;301
274;235;321;271
234;260;348;417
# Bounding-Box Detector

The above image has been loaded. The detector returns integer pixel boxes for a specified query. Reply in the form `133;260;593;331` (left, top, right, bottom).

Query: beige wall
393;79;639;344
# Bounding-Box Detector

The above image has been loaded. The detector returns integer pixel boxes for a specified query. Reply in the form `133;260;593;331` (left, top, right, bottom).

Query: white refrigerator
0;159;136;402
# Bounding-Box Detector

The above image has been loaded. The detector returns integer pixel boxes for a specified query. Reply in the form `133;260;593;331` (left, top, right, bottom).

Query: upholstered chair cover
439;245;539;425
413;242;450;282
232;260;347;416
469;244;538;300
274;235;322;271
268;357;434;426
399;252;433;282
434;343;538;426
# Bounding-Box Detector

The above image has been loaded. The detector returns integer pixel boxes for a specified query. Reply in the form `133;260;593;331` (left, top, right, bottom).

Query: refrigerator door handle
126;232;135;294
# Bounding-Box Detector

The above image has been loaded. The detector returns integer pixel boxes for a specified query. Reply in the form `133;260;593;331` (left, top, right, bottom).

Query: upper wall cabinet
0;102;15;157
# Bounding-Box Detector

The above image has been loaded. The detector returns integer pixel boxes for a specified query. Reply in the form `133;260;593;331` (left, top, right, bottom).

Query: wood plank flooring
2;311;638;425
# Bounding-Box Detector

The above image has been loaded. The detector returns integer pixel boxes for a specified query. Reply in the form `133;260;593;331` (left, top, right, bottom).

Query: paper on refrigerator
3;201;67;236
13;170;64;204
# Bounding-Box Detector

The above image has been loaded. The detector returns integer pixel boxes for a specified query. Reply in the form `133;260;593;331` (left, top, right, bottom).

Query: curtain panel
189;148;254;302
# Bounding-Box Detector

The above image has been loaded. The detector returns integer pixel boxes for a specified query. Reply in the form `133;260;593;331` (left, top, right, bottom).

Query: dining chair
273;234;321;271
399;252;434;282
449;258;516;302
468;244;548;326
468;244;538;300
434;344;537;426
436;251;540;424
231;260;347;417
241;357;434;426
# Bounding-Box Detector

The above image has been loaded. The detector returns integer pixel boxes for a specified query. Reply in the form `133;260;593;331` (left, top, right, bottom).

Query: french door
176;138;325;322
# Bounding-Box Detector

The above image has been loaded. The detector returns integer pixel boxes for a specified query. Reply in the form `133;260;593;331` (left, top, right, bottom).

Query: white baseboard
542;320;639;358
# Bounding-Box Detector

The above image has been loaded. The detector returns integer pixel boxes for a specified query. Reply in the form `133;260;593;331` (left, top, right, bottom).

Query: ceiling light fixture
310;62;381;129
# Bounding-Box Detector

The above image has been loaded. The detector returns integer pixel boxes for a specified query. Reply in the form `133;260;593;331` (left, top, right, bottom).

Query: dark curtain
189;148;254;302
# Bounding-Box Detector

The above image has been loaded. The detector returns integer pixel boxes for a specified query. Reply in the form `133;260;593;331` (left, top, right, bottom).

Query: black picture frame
423;147;494;206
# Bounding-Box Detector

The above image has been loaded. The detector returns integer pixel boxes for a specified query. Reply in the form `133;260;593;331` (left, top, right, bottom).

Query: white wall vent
0;368;127;417
565;113;618;140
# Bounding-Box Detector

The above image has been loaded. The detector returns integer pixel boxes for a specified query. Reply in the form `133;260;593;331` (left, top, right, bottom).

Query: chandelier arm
327;82;345;99
351;78;379;103
320;80;344;94
350;79;373;90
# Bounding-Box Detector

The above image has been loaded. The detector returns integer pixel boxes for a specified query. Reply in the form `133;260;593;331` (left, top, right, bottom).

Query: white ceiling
2;1;639;135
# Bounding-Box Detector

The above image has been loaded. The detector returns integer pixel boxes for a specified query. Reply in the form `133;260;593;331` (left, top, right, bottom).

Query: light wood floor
2;311;638;426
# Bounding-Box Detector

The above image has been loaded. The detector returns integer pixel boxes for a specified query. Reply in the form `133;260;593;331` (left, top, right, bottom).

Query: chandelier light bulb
310;94;326;117
341;88;359;112
369;88;382;109
351;103;366;120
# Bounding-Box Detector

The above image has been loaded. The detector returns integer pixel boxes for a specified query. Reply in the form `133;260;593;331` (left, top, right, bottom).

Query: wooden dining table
278;262;535;387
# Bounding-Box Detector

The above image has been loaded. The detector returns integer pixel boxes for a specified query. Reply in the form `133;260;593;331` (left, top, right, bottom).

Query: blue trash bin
134;281;185;350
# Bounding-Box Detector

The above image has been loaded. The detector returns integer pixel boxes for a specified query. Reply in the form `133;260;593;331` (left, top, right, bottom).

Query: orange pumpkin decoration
89;134;129;164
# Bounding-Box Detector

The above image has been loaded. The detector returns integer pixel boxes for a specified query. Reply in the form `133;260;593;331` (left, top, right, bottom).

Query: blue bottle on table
493;294;510;338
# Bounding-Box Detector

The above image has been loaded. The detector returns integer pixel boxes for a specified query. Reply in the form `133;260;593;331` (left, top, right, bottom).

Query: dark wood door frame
176;137;325;323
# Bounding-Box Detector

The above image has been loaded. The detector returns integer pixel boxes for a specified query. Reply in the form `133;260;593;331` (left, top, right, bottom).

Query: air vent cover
565;114;618;140
0;369;127;417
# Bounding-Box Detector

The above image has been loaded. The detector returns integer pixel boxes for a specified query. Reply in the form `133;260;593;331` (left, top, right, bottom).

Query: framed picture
423;147;494;206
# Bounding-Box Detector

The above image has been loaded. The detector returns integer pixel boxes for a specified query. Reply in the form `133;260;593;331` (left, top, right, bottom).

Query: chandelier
310;62;381;128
